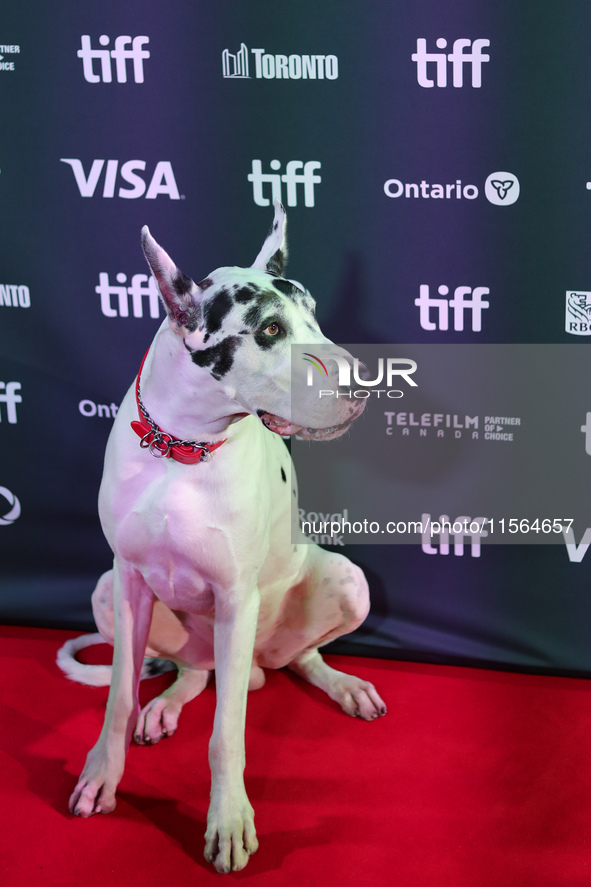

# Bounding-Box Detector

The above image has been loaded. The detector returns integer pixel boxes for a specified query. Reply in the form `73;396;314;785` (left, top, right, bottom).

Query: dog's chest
111;420;297;605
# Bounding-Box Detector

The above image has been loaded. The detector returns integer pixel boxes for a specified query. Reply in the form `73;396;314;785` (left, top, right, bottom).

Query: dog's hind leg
69;560;154;817
276;547;387;721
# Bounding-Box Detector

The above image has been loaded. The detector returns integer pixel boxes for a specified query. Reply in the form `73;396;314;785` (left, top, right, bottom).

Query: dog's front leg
69;561;154;817
204;587;260;873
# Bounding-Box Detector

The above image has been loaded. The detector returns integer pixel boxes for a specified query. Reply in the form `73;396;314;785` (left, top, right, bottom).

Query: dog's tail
56;633;177;687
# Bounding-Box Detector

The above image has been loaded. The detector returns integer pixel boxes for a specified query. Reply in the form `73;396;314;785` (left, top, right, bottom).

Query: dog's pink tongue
260;412;303;436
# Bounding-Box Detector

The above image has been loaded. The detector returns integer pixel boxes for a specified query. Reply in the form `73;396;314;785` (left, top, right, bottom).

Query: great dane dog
59;201;386;873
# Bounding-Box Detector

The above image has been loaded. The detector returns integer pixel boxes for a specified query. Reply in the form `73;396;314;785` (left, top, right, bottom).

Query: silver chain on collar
136;383;213;461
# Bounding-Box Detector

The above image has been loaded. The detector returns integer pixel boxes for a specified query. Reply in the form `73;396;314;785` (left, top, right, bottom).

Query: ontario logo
303;353;418;399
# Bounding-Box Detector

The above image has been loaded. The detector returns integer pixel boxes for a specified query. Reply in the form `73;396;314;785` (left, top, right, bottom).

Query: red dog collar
130;348;226;465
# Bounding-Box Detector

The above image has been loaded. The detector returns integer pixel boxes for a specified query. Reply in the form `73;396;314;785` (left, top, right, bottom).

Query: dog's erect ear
141;226;202;334
251;200;287;276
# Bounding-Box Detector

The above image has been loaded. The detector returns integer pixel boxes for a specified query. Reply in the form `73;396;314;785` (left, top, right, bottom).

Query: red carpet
2;624;591;886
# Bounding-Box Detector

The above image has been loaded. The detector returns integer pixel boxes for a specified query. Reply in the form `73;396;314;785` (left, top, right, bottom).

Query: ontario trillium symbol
490;179;514;200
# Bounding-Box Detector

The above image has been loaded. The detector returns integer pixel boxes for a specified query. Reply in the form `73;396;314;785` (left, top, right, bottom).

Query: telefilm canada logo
222;43;338;80
304;353;418;400
565;291;591;336
384;172;520;205
0;44;20;72
385;412;521;441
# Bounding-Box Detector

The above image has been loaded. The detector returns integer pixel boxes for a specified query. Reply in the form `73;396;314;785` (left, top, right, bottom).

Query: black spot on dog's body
203;288;233;335
144;658;176;677
281;467;287;483
198;277;214;290
234;285;261;304
191;336;241;379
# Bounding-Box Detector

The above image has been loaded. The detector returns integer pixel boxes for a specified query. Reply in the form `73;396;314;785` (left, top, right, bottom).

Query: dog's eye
264;322;281;336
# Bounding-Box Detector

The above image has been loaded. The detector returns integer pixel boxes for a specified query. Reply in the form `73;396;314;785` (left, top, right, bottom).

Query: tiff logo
0;382;22;423
415;284;490;331
412;38;490;88
96;273;160;318
78;35;150;83
248;159;322;207
222;43;249;78
422;513;488;558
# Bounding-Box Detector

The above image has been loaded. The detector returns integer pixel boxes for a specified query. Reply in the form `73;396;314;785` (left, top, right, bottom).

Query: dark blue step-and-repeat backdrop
1;0;590;673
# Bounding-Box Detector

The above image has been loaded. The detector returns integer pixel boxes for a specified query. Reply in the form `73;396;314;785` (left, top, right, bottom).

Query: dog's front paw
69;744;124;817
204;794;258;873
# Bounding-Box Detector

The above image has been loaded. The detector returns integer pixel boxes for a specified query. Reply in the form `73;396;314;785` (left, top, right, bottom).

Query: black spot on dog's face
272;278;301;299
244;304;263;328
234;285;261;304
191;335;241;379
203;288;233;335
254;328;284;350
281;467;287;483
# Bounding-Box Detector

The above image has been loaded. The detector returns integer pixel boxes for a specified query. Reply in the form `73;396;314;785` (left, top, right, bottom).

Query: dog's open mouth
259;412;353;441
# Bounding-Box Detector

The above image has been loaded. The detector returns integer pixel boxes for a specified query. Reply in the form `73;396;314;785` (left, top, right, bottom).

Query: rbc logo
412;38;490;87
248;160;322;207
581;413;591;455
78;35;150;83
415;285;490;331
565;291;591;336
60;159;181;199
